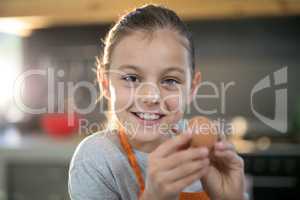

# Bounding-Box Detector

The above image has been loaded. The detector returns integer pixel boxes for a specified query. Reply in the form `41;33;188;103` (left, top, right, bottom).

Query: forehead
110;29;190;74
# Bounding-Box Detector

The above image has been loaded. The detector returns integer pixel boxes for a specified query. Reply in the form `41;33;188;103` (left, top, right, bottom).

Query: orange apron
118;127;210;200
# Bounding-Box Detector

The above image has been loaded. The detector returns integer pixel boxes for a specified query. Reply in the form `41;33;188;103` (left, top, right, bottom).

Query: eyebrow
162;67;185;75
117;65;142;73
117;65;185;75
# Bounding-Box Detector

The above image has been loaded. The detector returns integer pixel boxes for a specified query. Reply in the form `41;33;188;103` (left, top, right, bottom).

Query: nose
137;82;161;105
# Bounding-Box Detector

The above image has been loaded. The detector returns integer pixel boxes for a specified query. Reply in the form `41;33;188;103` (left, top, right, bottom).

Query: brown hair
97;4;195;130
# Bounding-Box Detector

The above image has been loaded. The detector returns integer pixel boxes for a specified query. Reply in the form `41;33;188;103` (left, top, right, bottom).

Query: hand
201;140;246;200
142;133;210;200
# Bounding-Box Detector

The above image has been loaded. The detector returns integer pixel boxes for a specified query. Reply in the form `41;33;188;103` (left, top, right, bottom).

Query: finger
156;133;192;158
214;150;243;168
214;141;235;151
163;158;210;182
161;147;209;170
169;126;180;138
218;130;226;141
171;125;180;135
168;166;210;193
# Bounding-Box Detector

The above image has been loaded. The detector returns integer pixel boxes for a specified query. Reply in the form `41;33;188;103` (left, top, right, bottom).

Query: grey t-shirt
68;129;203;200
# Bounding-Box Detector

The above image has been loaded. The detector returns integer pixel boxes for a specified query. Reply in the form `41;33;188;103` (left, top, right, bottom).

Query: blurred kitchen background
0;0;300;199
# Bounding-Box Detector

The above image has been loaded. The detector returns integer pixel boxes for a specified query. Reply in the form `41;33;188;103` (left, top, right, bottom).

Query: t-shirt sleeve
68;158;120;200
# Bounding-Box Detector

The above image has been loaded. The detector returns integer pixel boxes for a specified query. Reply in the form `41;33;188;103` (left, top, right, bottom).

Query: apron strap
118;127;145;196
117;127;210;200
180;192;210;200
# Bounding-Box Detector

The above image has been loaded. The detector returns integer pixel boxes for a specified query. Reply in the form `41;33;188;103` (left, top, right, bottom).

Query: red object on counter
41;113;79;138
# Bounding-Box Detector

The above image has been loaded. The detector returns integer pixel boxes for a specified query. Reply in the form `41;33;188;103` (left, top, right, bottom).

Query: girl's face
102;28;200;147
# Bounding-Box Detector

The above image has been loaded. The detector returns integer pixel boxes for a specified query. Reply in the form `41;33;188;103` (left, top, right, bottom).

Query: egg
188;116;218;151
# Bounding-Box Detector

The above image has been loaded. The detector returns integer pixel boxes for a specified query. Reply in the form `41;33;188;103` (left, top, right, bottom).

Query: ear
187;69;201;105
97;68;110;99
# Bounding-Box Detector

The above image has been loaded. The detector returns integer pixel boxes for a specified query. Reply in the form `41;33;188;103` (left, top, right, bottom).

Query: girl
68;4;247;200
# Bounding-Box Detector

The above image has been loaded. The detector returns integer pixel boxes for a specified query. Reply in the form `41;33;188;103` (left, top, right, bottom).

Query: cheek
165;96;180;111
110;82;134;110
161;89;187;114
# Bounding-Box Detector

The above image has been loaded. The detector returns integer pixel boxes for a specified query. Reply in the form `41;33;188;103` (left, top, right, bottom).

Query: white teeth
136;112;160;120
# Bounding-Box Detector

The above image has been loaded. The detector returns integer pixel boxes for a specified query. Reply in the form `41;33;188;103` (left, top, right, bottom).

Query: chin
131;126;163;141
119;112;174;140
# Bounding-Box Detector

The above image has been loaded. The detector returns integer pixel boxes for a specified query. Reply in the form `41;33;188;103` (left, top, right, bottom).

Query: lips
131;112;165;119
130;111;166;126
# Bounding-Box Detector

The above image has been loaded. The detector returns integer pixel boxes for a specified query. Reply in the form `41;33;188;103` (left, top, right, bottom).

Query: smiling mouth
130;112;165;121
